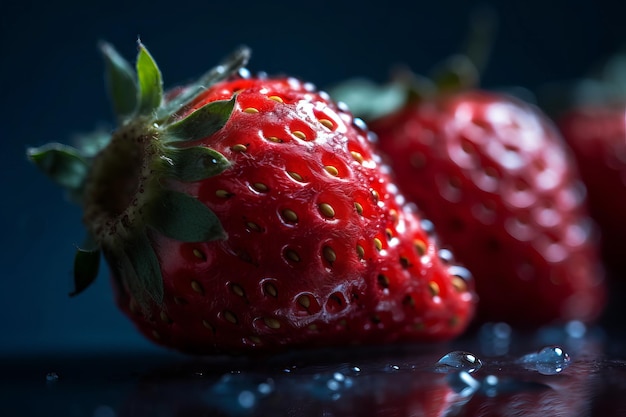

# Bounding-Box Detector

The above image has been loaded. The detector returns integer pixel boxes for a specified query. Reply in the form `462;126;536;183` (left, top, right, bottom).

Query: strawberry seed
224;310;238;324
292;130;307;140
285;249;301;263
324;165;339;176
297;294;311;309
263;282;278;297
319;203;336;218
191;280;204;294
231;143;247;152
264;317;281;329
192;248;206;260
428;281;440;297
323;246;337;264
160;311;172;324
252;182;269;192
231;283;245;297
281;209;298;223
319;118;334;129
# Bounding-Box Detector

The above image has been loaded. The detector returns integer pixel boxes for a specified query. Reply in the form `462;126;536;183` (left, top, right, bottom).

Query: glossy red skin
368;90;605;328
558;106;626;278
114;77;476;354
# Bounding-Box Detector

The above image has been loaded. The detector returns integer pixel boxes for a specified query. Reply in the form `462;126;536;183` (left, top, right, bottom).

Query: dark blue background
2;0;625;353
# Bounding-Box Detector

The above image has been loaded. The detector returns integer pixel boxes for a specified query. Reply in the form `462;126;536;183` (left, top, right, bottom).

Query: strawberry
27;41;476;355
538;52;626;283
332;68;606;328
557;106;626;279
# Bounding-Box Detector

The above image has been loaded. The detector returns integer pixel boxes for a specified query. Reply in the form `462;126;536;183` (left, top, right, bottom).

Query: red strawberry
557;106;626;279
27;42;476;355
332;72;606;328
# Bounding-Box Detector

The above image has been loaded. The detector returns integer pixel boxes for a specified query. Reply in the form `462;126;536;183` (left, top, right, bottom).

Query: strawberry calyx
27;41;250;308
329;8;495;121
329;55;481;123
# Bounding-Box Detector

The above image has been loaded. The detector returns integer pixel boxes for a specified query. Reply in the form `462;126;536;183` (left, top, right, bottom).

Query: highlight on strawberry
27;41;476;355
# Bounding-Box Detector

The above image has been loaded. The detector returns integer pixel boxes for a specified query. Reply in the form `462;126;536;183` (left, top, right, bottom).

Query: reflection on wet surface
4;322;626;416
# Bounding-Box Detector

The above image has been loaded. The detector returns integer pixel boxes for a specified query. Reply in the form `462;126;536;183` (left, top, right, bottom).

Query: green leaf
430;54;479;93
27;143;90;190
71;245;101;296
145;190;226;242
161;145;230;182
123;233;164;305
136;41;163;115
100;42;138;120
158;46;250;118
329;78;408;120
165;96;236;142
197;46;251;87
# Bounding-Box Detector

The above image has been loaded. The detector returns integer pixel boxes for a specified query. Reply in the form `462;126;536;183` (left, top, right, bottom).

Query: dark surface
4;323;626;417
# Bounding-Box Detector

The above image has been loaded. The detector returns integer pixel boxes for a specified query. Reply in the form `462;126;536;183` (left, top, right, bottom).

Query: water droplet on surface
384;364;401;372
308;369;355;401
447;371;481;397
435;351;482;373
480;322;512;356
93;405;116;417
237;390;255;409
46;372;59;382
565;320;587;339
482;375;499;397
517;345;571;375
257;379;274;395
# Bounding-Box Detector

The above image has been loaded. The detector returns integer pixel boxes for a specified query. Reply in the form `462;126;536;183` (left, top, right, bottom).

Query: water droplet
350;366;361;374
93;405;116;417
480;322;512;356
565;320;587;339
517;345;571;375
447;371;481;397
482;375;499;397
326;379;341;391
257;379;274;395
384;364;401;372
435;351;482;373
309;370;354;401
46;372;59;382
237;390;255;409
